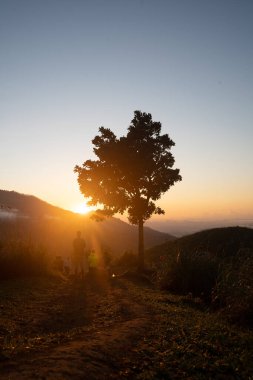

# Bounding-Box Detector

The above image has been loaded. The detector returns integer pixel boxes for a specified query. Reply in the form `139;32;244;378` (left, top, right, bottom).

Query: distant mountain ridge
0;190;174;256
147;218;253;237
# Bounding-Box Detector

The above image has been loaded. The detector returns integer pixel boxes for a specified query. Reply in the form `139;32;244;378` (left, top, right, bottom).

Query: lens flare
72;202;93;214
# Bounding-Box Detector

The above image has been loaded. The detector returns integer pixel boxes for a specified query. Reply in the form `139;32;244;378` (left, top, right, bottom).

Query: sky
1;0;253;222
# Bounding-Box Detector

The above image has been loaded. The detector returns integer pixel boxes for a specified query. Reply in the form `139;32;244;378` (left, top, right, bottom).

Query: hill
0;190;73;218
0;190;174;257
147;227;253;322
176;226;253;257
147;226;253;261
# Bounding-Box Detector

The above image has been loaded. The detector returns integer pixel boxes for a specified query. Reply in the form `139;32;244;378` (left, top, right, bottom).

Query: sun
72;202;94;215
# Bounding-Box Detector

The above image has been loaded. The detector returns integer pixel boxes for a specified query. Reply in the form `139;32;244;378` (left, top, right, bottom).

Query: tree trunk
138;219;144;272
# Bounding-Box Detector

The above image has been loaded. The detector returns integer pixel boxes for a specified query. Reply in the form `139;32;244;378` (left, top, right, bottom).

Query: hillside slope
147;226;253;262
0;190;174;257
0;276;252;379
0;190;72;218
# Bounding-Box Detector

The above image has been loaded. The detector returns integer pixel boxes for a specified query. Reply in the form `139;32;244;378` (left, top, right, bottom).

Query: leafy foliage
75;111;181;269
75;111;181;223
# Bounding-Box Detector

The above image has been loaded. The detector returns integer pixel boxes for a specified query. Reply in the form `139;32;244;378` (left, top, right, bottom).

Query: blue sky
1;0;253;220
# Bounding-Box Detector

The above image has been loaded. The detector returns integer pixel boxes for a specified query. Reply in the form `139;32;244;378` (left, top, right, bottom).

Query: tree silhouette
74;111;182;271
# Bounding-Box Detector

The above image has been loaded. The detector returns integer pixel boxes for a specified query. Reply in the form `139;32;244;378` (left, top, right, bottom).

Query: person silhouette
72;231;87;279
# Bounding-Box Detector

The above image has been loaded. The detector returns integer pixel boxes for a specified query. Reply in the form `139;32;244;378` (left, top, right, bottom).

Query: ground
0;273;252;379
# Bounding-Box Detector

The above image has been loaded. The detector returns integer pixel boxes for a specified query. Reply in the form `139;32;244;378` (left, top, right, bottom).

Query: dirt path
0;275;158;379
1;275;252;379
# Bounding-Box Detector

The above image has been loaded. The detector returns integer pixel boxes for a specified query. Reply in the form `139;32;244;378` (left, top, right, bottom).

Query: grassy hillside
147;227;253;325
0;276;252;379
148;226;253;257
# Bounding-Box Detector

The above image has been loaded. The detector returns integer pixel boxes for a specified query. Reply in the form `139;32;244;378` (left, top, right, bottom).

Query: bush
113;251;138;271
158;250;219;301
0;240;49;280
212;248;253;325
156;246;253;325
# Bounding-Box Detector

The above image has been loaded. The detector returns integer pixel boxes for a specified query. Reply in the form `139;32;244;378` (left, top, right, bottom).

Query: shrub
113;251;138;271
212;248;253;325
158;250;219;301
0;240;49;280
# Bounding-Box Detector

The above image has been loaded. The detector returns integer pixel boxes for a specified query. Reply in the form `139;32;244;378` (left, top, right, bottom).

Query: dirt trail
0;276;157;379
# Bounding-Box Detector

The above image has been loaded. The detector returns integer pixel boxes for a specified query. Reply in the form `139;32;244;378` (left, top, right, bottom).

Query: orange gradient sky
1;1;253;221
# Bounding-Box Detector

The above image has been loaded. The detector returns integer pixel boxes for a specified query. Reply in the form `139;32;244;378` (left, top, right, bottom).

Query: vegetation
159;250;219;301
113;251;138;272
0;240;49;280
213;248;253;325
1;207;252;327
0;191;252;377
148;227;253;325
0;276;252;379
75;111;181;271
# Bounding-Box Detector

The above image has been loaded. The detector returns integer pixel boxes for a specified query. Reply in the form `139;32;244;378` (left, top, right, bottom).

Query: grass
147;227;253;326
0;240;50;280
1;275;252;379
124;281;253;379
0;219;252;378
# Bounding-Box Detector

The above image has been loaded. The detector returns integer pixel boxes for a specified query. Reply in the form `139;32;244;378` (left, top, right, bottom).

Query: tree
74;111;182;271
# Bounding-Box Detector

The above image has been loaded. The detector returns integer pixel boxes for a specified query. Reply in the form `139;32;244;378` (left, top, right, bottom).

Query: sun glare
72;202;94;215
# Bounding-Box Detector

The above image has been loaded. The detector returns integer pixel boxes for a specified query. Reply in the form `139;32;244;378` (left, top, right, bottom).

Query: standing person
72;231;87;279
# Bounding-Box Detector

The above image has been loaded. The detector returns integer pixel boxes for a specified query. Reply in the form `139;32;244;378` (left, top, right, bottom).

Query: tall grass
0;239;50;280
153;246;253;325
212;248;253;325
158;250;219;301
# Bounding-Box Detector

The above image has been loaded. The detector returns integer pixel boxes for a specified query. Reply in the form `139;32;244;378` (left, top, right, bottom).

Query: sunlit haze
71;202;95;215
1;1;253;223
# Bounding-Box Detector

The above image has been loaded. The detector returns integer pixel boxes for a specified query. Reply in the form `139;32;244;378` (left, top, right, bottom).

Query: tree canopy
74;111;182;270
